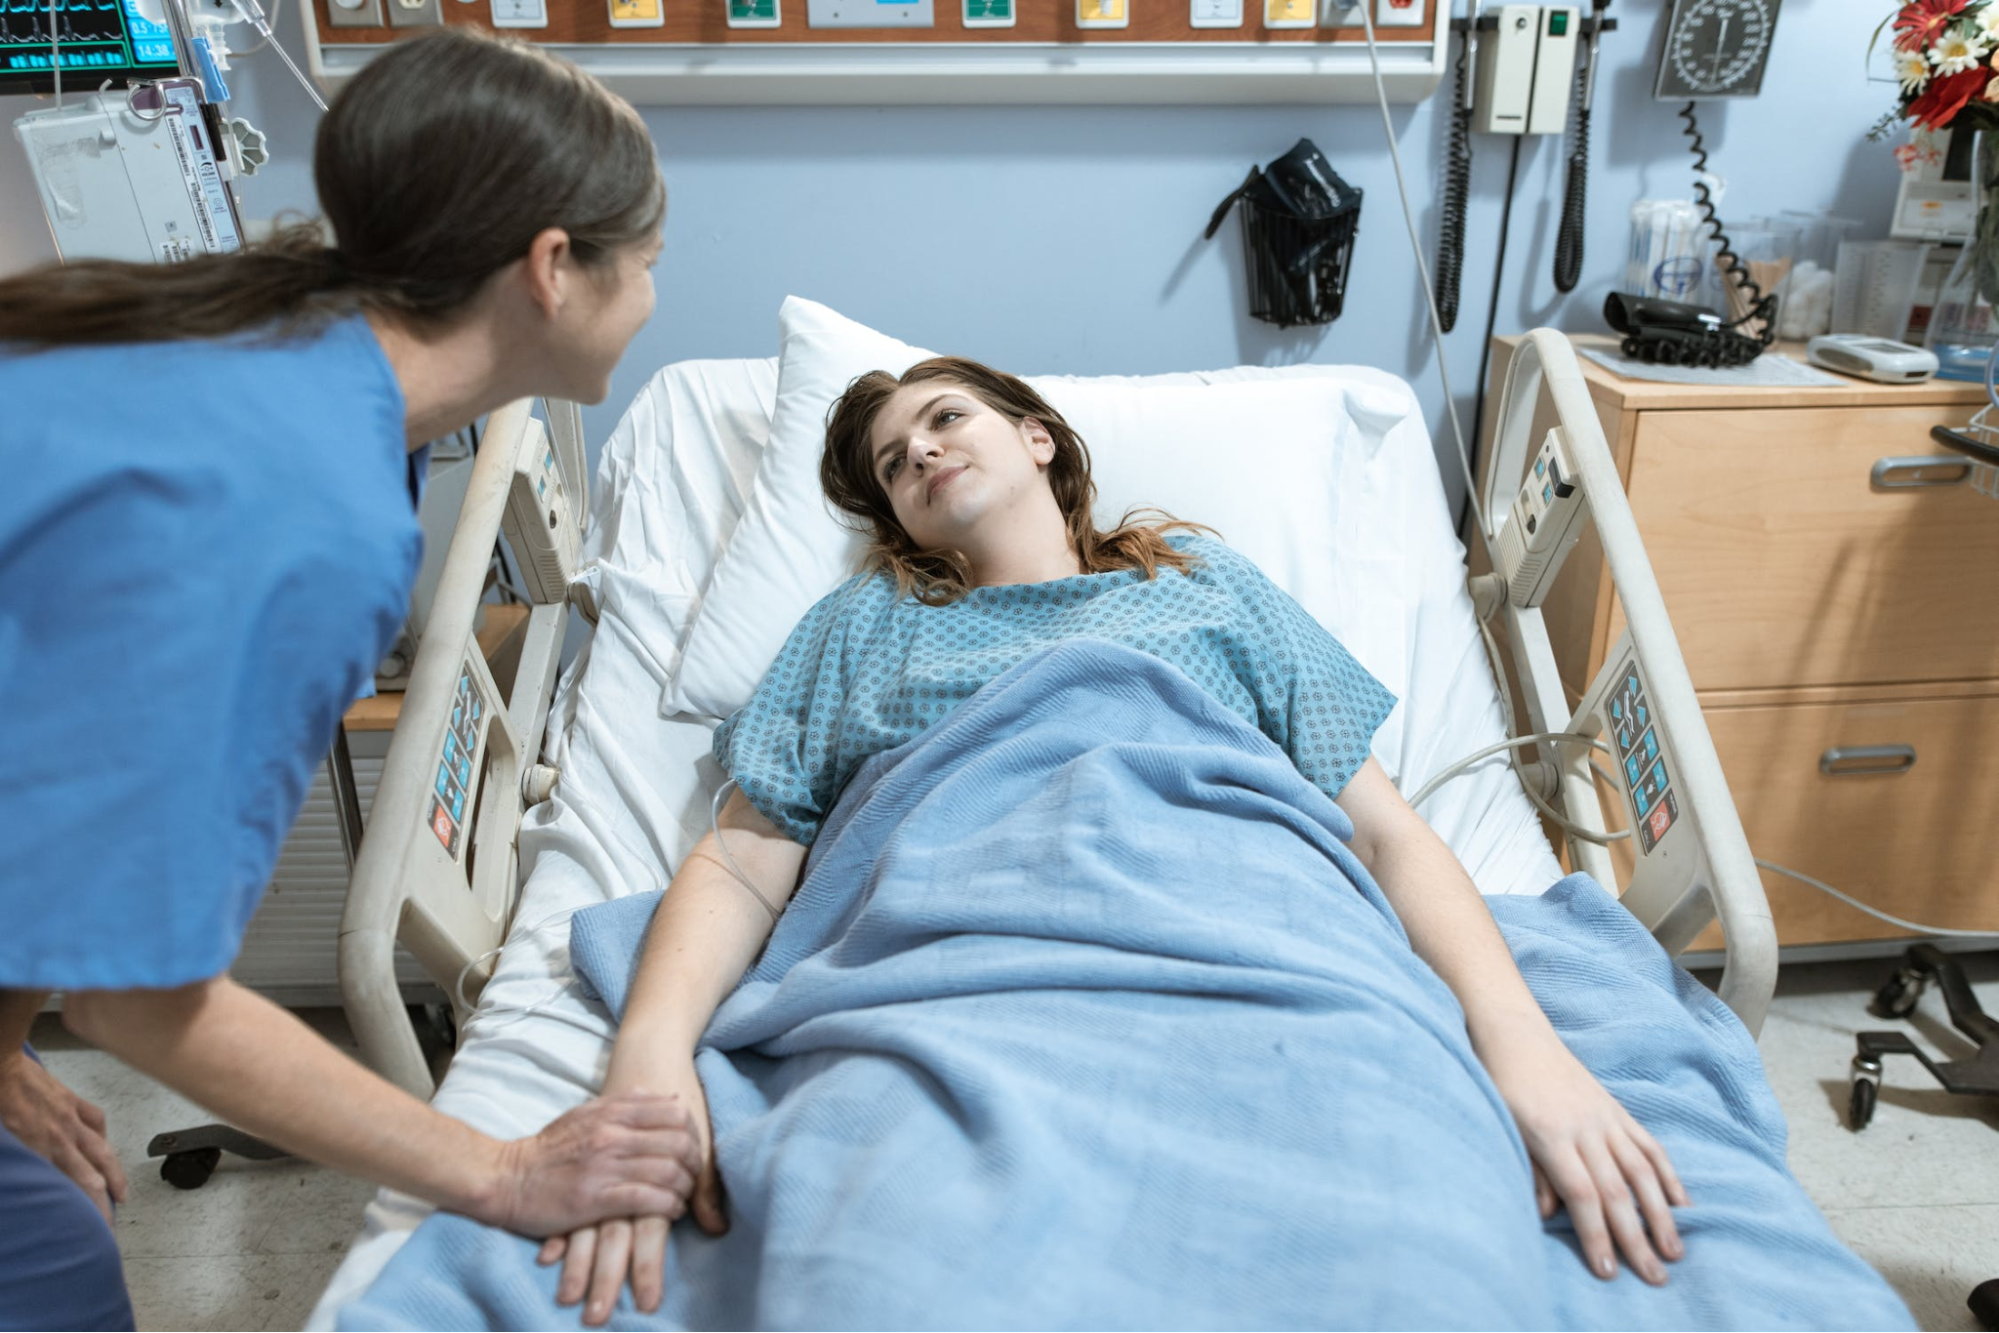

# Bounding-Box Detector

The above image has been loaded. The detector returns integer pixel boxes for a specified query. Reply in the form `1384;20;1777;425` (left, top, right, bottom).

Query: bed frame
338;331;1776;1099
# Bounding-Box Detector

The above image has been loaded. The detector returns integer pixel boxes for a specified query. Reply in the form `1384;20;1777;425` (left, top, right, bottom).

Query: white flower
1932;31;1991;75
1900;50;1934;92
1978;4;1999;40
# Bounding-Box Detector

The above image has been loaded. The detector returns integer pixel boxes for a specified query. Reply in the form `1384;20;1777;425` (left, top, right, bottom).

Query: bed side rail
339;400;575;1098
1482;330;1775;1037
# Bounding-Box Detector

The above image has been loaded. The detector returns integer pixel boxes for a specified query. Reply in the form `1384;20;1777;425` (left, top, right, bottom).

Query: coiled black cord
1677;100;1775;344
1435;31;1474;332
1553;76;1589;293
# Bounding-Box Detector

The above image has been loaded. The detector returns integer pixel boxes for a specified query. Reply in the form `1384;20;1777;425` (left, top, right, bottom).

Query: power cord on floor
1752;860;1999;941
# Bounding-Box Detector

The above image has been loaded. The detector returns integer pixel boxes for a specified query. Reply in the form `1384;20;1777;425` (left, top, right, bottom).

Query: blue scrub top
0;316;421;992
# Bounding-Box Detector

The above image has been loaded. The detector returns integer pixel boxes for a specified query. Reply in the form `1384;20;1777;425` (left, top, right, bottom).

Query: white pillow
663;297;1401;726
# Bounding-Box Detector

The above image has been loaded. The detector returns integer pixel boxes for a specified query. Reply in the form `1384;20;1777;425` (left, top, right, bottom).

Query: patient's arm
1335;758;1689;1288
542;787;806;1325
612;787;808;1072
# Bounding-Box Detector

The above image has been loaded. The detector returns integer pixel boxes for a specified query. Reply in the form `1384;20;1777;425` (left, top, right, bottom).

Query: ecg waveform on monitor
0;0;175;74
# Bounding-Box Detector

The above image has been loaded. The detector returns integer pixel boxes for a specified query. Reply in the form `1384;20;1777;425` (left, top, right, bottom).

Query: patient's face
868;380;1056;553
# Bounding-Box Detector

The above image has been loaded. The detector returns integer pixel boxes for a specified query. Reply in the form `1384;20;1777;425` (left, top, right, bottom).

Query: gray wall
2;0;1894;508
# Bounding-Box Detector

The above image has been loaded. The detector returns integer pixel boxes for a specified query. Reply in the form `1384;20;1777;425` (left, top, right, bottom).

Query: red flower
1896;0;1970;53
1910;65;1988;126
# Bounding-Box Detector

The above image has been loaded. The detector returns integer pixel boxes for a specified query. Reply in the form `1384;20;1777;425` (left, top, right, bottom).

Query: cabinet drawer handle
1872;456;1972;490
1820;745;1917;777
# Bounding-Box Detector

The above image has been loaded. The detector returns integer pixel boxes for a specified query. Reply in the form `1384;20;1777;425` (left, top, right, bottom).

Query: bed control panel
1497;426;1585;610
1607;662;1679;854
427;656;489;863
1573;637;1684;862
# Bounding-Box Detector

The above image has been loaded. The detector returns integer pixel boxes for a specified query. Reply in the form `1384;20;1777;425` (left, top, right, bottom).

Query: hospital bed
306;323;1775;1325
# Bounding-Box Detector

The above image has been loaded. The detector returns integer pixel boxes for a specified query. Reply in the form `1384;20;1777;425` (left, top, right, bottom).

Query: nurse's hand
483;1090;705;1238
0;1048;129;1222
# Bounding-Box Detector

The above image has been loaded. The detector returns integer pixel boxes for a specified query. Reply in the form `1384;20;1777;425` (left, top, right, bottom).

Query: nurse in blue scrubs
0;30;703;1330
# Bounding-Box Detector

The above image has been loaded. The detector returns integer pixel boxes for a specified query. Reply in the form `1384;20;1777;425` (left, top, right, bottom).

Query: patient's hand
538;1058;726;1326
1486;1031;1690;1286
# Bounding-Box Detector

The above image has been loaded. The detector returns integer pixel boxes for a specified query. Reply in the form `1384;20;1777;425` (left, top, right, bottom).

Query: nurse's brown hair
0;28;663;347
820;356;1211;606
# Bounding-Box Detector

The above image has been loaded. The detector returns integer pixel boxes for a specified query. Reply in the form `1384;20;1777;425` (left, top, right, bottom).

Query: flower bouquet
1878;0;1999;304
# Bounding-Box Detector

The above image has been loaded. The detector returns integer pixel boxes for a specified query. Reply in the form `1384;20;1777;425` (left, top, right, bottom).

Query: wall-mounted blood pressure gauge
1653;0;1779;100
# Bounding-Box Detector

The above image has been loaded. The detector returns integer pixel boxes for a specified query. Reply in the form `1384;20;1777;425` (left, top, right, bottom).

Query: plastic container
1776;210;1860;339
1626;199;1707;300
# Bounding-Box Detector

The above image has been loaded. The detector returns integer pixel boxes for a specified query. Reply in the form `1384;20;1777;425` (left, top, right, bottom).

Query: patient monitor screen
1;0;180;95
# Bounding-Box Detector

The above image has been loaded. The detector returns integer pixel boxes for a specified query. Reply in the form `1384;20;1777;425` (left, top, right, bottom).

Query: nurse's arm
0;989;128;1218
60;977;706;1237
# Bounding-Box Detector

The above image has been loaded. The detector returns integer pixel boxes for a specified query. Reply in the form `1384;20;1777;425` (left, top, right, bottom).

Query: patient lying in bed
340;357;1911;1332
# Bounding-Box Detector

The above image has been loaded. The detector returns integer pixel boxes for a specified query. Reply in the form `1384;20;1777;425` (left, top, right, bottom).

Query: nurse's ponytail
0;28;664;349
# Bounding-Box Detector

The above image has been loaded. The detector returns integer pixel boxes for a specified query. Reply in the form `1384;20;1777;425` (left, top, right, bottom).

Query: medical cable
1461;135;1524;536
1406;731;1614;812
1553;0;1609;294
224;0;327;111
1551;58;1588;293
1434;27;1474;333
1677;102;1774;346
1356;0;1489;553
451;904;608;1041
1750;860;1999;941
1470;614;1626;848
49;0;62;108
711;778;783;927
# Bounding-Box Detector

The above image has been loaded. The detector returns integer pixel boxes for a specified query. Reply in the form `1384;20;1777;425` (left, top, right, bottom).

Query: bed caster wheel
160;1146;221;1190
1870;969;1924;1020
1968;1277;1999;1331
1848;1057;1882;1131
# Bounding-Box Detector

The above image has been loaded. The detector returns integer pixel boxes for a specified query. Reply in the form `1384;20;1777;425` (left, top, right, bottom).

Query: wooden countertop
1503;333;1991;413
342;603;531;732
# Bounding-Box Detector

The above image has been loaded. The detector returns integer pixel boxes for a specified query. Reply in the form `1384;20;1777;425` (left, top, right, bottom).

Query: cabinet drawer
1625;405;1999;691
1687;687;1999;950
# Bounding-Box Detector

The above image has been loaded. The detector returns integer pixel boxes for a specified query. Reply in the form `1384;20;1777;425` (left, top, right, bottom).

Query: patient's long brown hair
821;356;1211;606
0;28;663;348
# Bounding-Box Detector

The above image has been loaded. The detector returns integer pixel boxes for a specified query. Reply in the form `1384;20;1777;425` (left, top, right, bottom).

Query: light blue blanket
341;641;1911;1331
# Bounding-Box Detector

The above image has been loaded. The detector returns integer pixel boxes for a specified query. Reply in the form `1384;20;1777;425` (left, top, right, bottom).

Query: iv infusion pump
15;80;247;266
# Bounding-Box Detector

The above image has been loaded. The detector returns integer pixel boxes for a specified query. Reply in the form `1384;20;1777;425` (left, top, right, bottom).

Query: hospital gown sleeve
711;577;874;847
1199;537;1397;805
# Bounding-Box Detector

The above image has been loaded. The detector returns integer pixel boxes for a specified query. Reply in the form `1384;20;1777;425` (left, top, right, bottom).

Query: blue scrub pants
0;1049;133;1332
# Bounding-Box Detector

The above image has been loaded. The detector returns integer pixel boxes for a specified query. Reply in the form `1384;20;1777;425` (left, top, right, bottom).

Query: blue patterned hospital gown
714;534;1397;846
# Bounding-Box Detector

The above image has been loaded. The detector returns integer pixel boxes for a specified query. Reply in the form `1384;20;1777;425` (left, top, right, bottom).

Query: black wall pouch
1206;138;1364;329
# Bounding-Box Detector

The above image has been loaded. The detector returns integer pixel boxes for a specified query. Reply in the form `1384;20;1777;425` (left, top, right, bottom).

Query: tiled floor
30;955;1999;1331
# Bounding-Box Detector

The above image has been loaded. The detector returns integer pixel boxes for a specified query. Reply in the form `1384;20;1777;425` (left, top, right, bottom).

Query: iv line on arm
710;779;784;927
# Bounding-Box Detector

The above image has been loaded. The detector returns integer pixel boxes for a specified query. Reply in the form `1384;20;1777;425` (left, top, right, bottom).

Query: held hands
482;1090;705;1239
0;1047;129;1222
537;1059;726;1327
1485;1030;1691;1286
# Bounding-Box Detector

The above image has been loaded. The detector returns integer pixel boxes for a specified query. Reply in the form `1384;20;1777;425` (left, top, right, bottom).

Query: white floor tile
1823;1204;1997;1333
123;1251;354;1333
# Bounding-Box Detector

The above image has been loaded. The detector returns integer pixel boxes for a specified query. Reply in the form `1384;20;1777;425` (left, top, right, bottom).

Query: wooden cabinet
1482;336;1999;953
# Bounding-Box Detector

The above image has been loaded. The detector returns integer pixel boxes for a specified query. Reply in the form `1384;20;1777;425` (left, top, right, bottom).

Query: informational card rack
303;0;1444;103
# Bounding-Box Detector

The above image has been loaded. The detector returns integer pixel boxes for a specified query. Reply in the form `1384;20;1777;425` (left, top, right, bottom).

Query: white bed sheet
307;357;1562;1328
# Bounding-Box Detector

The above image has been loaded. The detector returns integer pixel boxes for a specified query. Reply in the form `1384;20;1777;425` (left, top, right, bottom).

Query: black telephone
1603;293;1772;368
1606;100;1780;370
